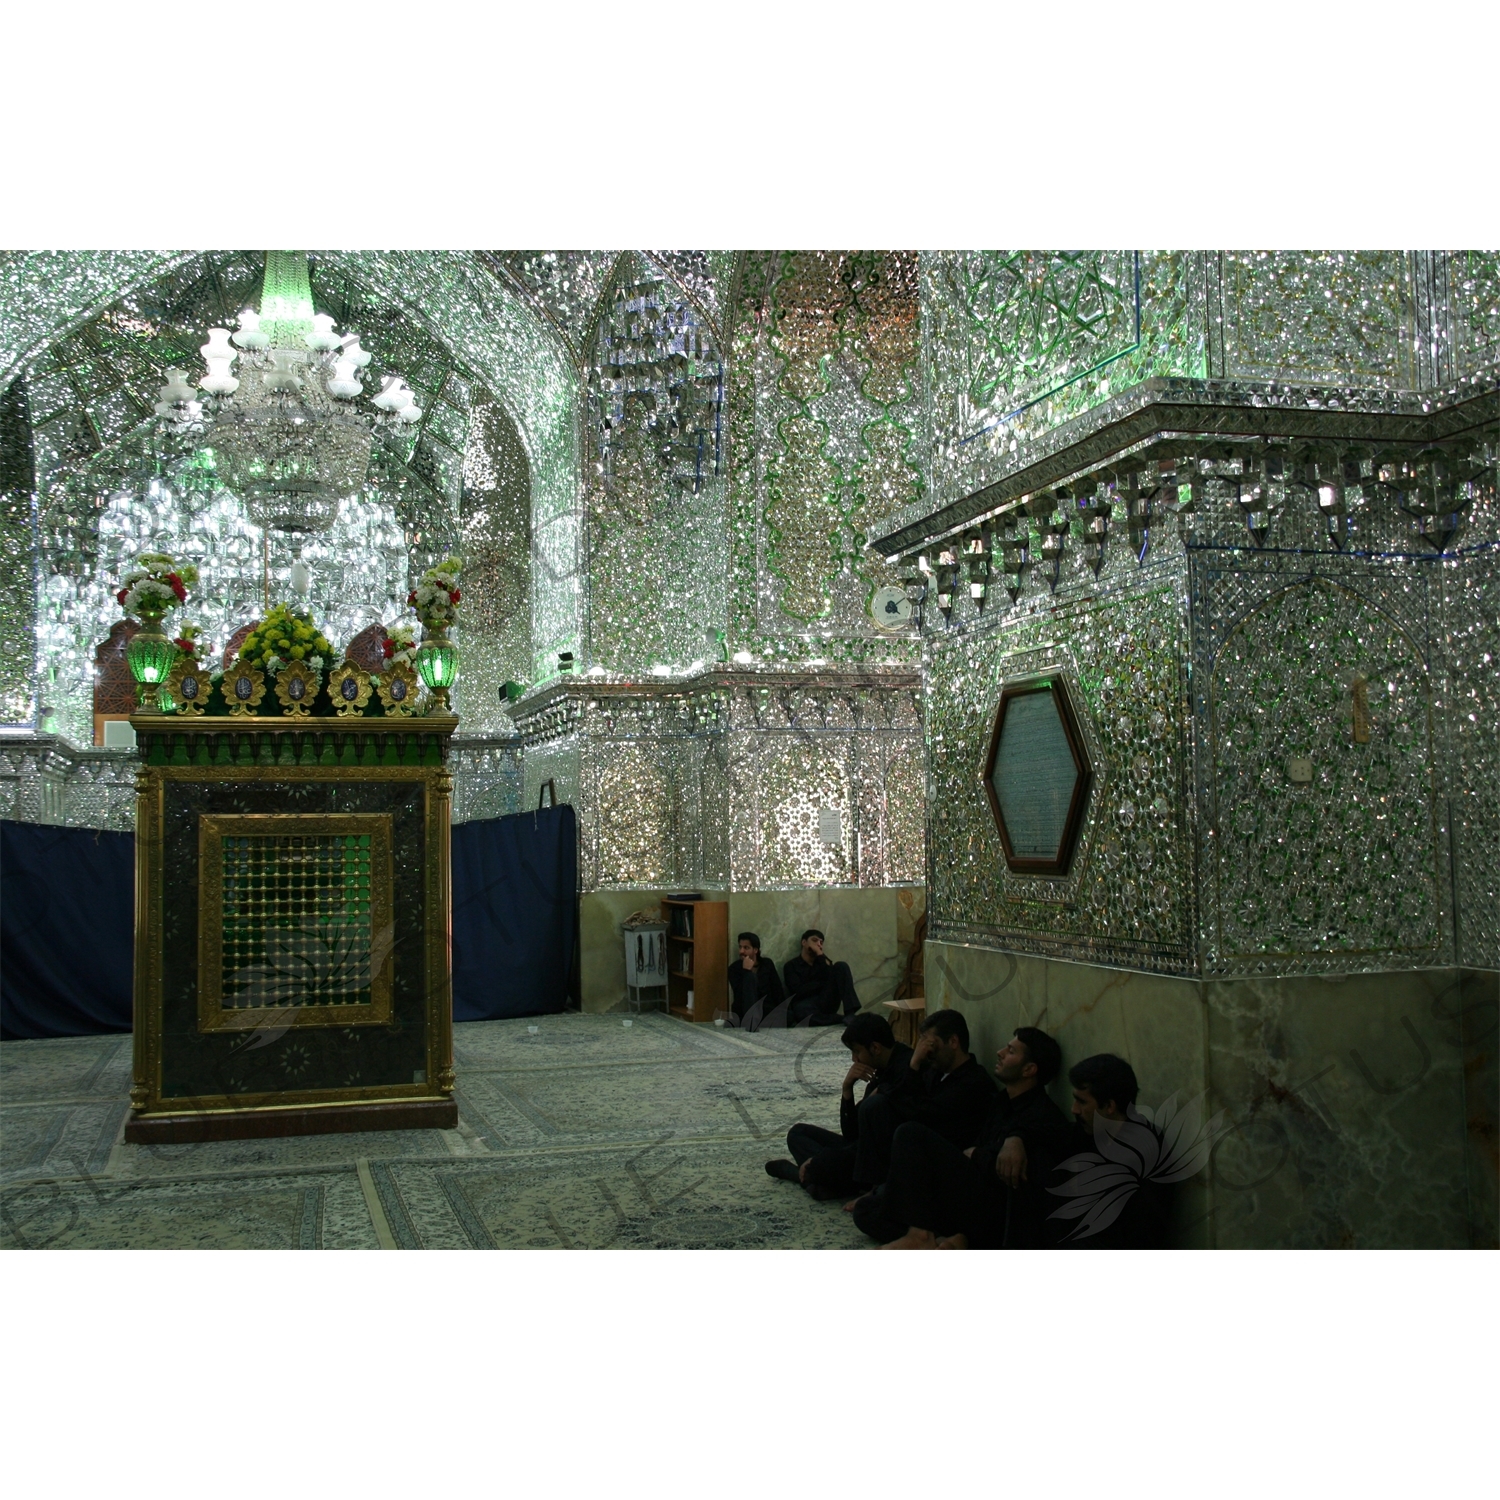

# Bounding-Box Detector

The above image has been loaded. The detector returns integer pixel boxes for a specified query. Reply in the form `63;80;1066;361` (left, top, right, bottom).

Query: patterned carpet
0;1013;873;1250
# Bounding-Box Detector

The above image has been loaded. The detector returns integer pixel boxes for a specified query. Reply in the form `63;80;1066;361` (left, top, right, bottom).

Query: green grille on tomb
220;833;375;1009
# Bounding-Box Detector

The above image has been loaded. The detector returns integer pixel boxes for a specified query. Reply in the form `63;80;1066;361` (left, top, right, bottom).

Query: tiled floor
1;1014;871;1249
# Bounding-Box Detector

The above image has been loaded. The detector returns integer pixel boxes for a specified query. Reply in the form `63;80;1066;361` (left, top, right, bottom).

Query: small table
882;996;926;1048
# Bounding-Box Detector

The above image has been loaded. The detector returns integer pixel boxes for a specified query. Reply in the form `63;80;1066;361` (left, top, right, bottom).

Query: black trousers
786;961;860;1026
786;1124;858;1195
852;1121;1008;1245
786;1090;898;1193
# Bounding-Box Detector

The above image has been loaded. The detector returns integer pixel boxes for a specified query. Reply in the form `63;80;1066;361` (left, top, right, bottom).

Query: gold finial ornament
375;662;419;715
226;663;268;717
164;658;209;716
274;660;320;717
1352;674;1371;744
329;662;373;716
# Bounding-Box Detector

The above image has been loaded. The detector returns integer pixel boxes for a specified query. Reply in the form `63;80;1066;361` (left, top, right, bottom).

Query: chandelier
151;251;422;574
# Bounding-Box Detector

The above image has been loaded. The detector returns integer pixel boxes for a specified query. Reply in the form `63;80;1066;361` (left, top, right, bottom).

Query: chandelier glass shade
154;251;422;543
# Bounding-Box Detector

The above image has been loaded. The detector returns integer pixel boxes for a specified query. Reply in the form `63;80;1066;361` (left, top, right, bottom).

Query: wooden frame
981;677;1092;876
661;898;728;1022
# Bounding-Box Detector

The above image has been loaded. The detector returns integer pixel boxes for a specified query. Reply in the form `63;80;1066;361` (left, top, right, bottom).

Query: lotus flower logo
226;920;393;1051
1048;1092;1231;1242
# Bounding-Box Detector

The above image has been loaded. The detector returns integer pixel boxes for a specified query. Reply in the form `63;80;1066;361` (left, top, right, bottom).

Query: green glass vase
415;630;458;717
126;611;178;713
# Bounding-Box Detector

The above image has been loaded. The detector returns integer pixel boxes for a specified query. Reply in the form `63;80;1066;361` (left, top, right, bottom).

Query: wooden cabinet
661;898;728;1022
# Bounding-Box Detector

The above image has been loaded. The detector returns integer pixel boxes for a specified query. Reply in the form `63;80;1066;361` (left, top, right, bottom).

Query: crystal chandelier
151;251;423;579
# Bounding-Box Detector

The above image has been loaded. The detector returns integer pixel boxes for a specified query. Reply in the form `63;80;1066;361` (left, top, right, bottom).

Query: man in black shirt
862;1025;1073;1248
781;929;861;1026
764;1012;911;1198
726;932;786;1029
849;1008;999;1236
1050;1053;1174;1249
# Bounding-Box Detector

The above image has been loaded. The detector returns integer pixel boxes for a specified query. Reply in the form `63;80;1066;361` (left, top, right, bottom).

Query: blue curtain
1;820;135;1040
451;804;578;1021
1;804;578;1037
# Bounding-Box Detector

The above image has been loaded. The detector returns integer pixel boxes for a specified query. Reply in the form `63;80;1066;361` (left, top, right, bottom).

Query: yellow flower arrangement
237;603;334;676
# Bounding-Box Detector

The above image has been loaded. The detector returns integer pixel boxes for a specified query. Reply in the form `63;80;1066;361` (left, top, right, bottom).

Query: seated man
846;1008;999;1226
1052;1053;1174;1249
859;1025;1073;1249
782;930;861;1026
727;931;786;1029
764;1012;912;1199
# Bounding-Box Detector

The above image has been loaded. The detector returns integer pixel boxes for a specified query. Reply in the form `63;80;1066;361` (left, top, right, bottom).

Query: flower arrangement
172;622;204;659
115;552;198;622
408;556;462;631
237;603;333;676
380;622;417;667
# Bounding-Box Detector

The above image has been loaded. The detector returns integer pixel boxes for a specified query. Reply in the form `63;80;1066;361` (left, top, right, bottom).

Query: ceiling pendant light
152;250;421;556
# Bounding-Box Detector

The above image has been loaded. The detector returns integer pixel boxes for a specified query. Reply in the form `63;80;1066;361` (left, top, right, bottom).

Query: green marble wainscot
924;941;1494;1249
577;886;926;1015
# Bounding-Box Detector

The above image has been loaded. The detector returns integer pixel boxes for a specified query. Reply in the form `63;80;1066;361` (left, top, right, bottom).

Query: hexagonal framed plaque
982;676;1092;875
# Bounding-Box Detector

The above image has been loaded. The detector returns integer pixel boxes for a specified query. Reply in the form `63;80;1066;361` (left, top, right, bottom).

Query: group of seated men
725;929;861;1029
764;1009;1171;1248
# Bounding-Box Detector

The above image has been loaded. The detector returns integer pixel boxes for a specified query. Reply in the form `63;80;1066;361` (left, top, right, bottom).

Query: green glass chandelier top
259;251;316;349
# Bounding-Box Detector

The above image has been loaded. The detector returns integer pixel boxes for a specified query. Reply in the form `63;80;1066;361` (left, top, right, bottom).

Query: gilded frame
196;812;396;1033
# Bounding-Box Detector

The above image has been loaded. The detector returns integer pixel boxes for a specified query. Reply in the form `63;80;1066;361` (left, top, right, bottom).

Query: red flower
116;589;128;605
382;639;395;658
450;588;461;603
407;591;417;606
173;638;197;656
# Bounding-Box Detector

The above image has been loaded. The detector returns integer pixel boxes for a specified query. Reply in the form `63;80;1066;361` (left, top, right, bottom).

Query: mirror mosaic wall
2;250;1495;926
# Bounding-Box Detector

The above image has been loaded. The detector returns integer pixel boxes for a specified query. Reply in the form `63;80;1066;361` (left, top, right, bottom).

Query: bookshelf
661;897;728;1022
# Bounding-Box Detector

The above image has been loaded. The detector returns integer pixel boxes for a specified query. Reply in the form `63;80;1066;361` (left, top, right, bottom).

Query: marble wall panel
1204;968;1475;1249
923;940;1212;1246
577;886;923;1016
1459;969;1499;1249
925;941;1490;1248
